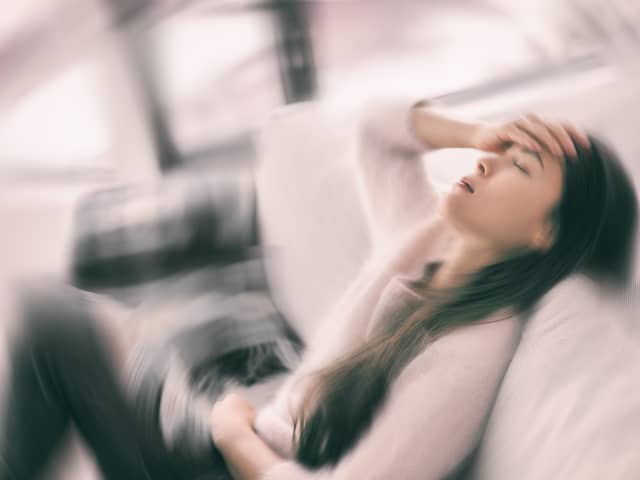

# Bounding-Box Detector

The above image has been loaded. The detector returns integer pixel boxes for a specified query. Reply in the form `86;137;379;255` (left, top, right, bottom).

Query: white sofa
10;59;640;478
254;83;640;477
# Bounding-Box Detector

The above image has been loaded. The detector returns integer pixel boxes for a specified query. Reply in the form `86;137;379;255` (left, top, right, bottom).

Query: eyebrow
521;148;544;170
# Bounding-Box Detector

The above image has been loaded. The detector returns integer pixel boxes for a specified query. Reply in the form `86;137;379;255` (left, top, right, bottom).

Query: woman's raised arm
409;99;481;150
356;98;480;251
356;99;432;250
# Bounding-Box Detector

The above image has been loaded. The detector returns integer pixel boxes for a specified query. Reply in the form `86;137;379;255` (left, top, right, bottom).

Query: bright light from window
153;14;273;101
0;62;111;169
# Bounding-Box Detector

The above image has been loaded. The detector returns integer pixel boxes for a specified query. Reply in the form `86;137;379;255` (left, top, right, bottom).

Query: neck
429;238;498;291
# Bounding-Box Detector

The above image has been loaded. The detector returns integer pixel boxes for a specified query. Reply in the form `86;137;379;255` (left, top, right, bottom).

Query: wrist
466;122;488;150
410;100;485;150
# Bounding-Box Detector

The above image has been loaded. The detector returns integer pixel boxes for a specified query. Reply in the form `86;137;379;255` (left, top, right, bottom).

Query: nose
476;157;490;177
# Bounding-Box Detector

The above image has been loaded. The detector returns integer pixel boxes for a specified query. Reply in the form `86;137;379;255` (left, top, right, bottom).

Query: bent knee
17;283;96;345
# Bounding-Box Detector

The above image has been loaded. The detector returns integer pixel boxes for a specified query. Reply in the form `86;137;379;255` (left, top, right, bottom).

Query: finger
500;124;540;151
518;114;564;157
545;122;577;159
562;122;590;149
516;114;564;157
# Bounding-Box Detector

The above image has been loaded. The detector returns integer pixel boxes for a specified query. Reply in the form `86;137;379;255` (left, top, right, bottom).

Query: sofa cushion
472;276;640;479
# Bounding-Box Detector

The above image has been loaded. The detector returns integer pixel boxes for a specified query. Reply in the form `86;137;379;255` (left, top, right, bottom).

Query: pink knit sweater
253;99;523;479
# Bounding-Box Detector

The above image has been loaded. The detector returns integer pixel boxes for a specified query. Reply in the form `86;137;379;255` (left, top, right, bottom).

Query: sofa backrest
255;102;371;344
473;275;640;479
256;63;640;477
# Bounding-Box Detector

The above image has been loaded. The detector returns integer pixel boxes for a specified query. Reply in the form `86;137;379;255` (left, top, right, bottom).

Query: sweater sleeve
253;258;388;458
356;98;440;251
259;316;522;480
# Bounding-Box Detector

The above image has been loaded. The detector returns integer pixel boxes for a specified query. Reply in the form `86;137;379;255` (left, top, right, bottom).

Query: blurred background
1;2;640;478
1;0;640;283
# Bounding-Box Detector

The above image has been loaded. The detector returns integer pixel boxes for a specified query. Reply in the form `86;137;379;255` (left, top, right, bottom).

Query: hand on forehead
512;113;590;162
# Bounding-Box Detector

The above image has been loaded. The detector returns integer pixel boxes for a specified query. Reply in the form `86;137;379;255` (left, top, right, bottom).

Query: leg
0;285;171;480
0;312;70;479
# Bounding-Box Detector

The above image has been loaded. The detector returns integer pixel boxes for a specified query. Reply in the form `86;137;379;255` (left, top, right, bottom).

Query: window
0;62;112;173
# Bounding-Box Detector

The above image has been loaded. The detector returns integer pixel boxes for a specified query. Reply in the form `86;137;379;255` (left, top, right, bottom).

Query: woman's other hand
472;114;590;160
211;392;257;448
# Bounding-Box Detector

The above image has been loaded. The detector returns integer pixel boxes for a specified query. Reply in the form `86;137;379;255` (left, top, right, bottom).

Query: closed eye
512;160;529;176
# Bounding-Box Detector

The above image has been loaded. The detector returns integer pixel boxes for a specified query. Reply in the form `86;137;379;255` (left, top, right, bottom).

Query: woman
210;99;637;480
1;98;637;480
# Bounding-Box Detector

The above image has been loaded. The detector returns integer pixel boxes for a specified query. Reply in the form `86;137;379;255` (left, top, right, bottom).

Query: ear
531;221;556;252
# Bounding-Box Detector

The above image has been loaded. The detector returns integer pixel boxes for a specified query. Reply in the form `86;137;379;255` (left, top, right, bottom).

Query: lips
458;176;474;193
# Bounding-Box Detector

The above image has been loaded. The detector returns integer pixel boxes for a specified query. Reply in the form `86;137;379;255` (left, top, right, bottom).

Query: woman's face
439;145;565;255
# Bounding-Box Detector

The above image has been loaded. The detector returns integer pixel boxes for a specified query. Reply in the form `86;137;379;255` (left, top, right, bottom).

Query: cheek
441;183;548;246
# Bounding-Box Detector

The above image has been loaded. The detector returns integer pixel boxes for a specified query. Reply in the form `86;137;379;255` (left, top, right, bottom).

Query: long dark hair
292;135;638;469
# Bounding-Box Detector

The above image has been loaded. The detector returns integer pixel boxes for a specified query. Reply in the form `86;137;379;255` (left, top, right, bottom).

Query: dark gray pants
0;286;231;480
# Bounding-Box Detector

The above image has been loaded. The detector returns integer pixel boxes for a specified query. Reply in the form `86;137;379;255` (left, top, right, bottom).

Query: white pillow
473;275;640;479
255;102;371;343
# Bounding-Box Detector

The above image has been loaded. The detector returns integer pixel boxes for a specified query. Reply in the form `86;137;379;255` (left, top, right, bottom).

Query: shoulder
434;312;523;358
395;313;523;391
